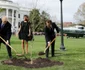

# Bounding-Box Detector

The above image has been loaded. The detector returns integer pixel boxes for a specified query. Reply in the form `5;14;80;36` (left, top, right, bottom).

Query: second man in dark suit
44;20;60;58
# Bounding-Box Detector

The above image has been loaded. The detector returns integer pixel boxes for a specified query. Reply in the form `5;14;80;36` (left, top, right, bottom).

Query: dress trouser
46;37;55;58
0;39;12;58
6;40;12;58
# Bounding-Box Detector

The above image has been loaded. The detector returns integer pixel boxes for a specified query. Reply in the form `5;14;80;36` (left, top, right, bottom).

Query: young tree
29;9;50;32
36;11;50;32
29;8;40;31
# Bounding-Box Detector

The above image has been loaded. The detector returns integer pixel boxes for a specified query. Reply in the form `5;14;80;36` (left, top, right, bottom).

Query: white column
12;9;14;32
6;8;8;18
16;10;18;27
15;10;18;32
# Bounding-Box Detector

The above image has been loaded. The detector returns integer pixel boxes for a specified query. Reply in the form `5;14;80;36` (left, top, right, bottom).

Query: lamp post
60;0;65;50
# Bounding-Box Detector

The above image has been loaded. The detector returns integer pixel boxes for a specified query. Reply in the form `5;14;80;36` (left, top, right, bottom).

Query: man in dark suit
44;20;60;58
0;16;12;58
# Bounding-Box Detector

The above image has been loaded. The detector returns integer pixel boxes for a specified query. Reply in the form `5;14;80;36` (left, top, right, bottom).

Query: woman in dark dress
18;15;31;54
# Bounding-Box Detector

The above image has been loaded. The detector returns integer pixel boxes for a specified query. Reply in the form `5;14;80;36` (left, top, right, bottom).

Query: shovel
38;37;56;56
0;36;23;56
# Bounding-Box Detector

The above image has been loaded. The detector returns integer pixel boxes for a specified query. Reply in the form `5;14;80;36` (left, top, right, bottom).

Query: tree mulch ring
1;57;63;68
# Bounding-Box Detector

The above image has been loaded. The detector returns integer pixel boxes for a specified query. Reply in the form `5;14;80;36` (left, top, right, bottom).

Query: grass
0;35;85;70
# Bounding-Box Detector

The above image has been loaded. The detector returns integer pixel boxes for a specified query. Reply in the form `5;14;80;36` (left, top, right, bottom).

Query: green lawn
0;35;85;70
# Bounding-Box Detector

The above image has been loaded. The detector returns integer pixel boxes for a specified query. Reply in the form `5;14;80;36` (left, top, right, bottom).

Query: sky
11;0;85;22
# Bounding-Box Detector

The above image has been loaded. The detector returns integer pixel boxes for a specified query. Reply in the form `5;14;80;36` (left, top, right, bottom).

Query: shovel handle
0;36;17;53
44;37;56;53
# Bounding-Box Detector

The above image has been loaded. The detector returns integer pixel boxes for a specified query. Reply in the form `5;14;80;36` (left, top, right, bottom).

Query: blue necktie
1;24;4;29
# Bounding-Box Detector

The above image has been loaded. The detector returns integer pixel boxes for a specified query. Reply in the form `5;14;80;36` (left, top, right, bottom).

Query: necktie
1;24;4;29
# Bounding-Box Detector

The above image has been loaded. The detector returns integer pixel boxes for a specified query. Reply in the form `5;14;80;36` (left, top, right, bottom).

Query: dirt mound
2;57;63;68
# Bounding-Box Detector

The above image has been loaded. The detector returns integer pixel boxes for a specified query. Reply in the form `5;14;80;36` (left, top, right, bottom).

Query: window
18;14;20;18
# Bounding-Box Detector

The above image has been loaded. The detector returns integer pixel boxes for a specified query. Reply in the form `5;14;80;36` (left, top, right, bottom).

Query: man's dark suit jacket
0;18;11;43
44;22;60;42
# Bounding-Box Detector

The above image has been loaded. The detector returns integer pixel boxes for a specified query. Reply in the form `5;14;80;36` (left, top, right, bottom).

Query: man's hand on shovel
48;41;51;47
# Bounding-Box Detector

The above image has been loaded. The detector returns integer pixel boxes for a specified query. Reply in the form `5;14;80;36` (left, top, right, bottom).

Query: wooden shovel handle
0;36;17;53
44;37;56;53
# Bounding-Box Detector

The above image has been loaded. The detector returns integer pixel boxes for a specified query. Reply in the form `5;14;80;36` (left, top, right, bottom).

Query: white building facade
0;0;30;33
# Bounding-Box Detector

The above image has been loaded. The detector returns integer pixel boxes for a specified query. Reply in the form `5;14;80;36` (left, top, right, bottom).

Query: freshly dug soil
2;57;63;68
